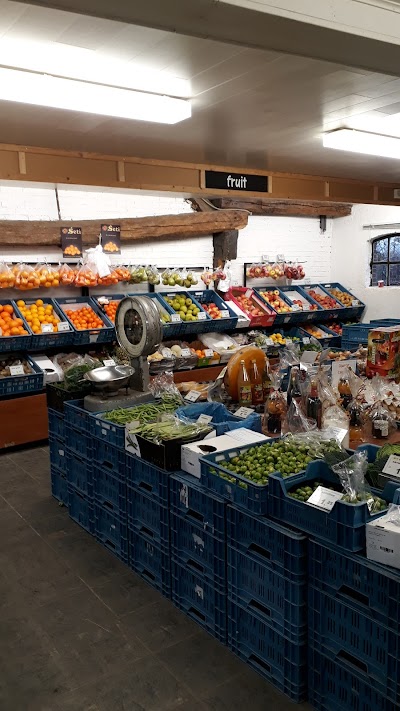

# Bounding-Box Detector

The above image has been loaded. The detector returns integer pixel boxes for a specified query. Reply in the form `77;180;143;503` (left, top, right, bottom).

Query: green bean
102;395;181;426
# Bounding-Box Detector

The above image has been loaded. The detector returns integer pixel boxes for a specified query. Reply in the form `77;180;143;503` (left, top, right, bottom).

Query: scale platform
84;389;154;413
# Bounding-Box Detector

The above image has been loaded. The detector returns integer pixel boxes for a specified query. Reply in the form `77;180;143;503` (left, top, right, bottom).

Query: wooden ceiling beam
210;198;352;219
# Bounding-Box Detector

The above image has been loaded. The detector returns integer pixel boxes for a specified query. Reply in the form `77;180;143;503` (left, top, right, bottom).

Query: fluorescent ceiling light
0;67;191;124
323;128;400;159
0;38;190;98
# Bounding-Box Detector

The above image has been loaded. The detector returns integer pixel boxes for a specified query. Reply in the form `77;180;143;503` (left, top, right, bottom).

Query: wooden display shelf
173;365;224;384
0;392;48;449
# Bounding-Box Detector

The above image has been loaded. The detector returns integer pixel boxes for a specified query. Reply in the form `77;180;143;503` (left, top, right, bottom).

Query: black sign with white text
205;170;268;193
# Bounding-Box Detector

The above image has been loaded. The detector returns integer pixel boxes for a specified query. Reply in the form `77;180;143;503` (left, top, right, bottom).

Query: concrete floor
0;445;312;711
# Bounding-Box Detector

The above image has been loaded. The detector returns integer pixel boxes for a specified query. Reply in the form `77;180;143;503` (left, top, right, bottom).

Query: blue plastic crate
308;646;398;711
227;600;307;703
65;426;92;460
90;411;126;448
157;290;212;335
94;503;128;562
169;472;226;536
192;290;238;331
48;408;65;440
0;299;32;352
127;485;169;547
93;466;127;514
342;322;384;346
297;322;341;348
49;435;66;473
22;298;74;350
226;505;307;582
54;296;115;345
309;585;400;704
126;454;169;506
92;437;126;477
50;465;68;506
200;441;275;515
268;460;396;551
297;284;343;320
308;539;400;631
0;354;43;396
65;451;93;497
170;510;225;587
64;399;91;432
171;558;226;643
320;282;365;319
227;545;306;643
128;528;170;597
68;485;94;533
279;285;322;322
254;287;305;326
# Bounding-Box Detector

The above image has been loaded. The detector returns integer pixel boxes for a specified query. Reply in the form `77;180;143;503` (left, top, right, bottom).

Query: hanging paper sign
100;224;121;254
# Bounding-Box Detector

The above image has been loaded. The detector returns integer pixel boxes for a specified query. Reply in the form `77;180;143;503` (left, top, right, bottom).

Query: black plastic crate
135;432;206;472
128;527;170;597
46;382;91;413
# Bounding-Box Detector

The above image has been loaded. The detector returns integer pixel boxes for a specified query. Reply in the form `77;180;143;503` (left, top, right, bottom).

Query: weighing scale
83;295;162;412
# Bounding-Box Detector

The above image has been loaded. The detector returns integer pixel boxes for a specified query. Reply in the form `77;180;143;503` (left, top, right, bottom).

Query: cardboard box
366;513;400;570
181;428;268;479
367;326;400;379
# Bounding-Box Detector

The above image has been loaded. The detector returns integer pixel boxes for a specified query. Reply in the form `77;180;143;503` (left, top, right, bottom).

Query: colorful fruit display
303;325;333;339
259;290;292;314
328;287;354;307
307;289;340;310
235;294;266;318
16;299;66;334
202;302;224;319
326;322;342;335
63;306;105;330
164;294;202;322
0;304;29;337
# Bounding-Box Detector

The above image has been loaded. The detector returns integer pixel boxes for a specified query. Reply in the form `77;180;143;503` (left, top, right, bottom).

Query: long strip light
323;128;400;159
0;67;191;124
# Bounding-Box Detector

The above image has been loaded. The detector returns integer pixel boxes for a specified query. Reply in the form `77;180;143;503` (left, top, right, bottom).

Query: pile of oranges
64;306;104;331
16;299;63;334
0;304;29;337
103;300;120;323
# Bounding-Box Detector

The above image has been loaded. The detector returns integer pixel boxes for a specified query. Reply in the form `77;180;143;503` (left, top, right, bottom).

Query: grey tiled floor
0;445;312;711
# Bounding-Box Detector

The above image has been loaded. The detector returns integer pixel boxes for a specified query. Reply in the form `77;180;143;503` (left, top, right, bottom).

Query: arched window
371;233;400;286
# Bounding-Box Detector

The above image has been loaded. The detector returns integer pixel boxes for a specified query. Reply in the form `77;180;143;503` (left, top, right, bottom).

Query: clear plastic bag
35;263;60;288
201;269;214;286
282;398;316;435
59;263;76;286
263;369;287;435
114;265;131;283
97;268;120;286
0;262;15;288
332;450;386;512
149;370;183;402
14;263;40;290
146;265;160;285
74;263;98;287
130;265;148;284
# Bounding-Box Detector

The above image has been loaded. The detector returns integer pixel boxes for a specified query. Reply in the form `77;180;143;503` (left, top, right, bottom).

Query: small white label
220;310;229;318
41;323;53;333
167;293;175;298
307;485;344;511
291;304;301;312
301;351;318;365
10;365;24;376
198;312;206;320
383;455;400;479
89;333;99;343
204;349;214;358
195;585;204;600
265;338;274;346
181;348;191;357
234;406;255;419
303;337;311;344
286;338;292;344
197;414;213;425
58;449;65;457
245;289;252;298
185;390;201;402
352;299;360;307
57;321;70;332
103;359;116;367
284;316;291;323
170;314;181;323
303;303;310;311
180;483;189;508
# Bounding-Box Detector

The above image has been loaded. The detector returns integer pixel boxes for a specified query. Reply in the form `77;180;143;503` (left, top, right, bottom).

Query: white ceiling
2;1;400;181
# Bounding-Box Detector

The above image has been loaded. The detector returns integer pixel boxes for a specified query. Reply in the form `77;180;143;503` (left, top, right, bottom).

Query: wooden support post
213;229;238;268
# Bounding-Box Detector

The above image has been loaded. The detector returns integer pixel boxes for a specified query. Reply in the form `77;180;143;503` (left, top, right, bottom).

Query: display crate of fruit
189;339;220;367
55;297;114;345
158;291;211;335
92;294;122;324
193;290;238;331
16;298;74;350
298;323;341;347
279;286;321;322
227;287;276;328
0;353;43;397
298;284;343;319
254;287;307;325
320;282;365;319
0;300;32;352
268;459;396;551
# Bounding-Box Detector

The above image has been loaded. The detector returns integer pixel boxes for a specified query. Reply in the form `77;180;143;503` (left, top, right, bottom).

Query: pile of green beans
138;420;211;442
102;395;181;426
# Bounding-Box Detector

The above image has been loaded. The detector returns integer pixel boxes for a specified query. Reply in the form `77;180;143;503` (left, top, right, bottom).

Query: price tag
167;293;175;298
303;337;311;344
220;310;229;318
10;365;24;376
170;314;181;323
383;455;400;479
352;299;360;306
180;483;189;508
245;289;252;298
57;321;70;332
303;303;310;311
284;316;291;323
181;348;191;358
301;350;318;365
103;359;116;367
291;304;301;312
41;323;53;333
197;312;206;320
265;338;274;346
286;338;293;344
185;390;201;402
306;486;344;511
197;414;213;425
234;406;255;419
204;349;214;358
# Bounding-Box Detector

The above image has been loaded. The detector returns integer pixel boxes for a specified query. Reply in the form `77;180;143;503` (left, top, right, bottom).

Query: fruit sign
205;170;268;192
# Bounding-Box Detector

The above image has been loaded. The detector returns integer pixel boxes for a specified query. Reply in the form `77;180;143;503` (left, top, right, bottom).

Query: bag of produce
149;369;183;402
0;261;15;288
332;450;387;513
176;401;262;435
186;270;198;286
35;263;60;288
74;263;98;287
59;263;77;286
146;265;161;285
282;398;316;435
114;265;131;282
130;265;148;284
263;369;287;435
200;269;214;286
14;263;40;290
97;268;120;286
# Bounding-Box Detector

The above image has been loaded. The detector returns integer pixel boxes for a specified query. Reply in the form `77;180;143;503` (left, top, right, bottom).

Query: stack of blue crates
64;400;94;534
308;539;400;711
226;505;308;703
126;455;171;595
169;472;227;642
48;408;68;506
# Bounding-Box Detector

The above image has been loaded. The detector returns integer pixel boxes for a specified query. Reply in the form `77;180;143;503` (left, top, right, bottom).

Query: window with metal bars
370;233;400;286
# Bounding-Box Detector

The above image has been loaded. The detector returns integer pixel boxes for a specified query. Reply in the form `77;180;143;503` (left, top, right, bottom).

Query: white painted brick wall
0;184;332;285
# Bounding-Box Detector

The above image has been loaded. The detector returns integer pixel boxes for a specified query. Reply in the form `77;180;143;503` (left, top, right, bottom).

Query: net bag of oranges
0;262;15;289
14;263;40;290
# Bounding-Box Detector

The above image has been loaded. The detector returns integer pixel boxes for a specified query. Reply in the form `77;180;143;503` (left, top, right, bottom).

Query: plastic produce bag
263;369;287;435
35;263;60;288
149;370;183;402
175;401;262;435
74;263;98;287
14;263;40;290
364;376;397;440
282;398;316;435
332;450;387;512
97;268;120;286
114;265;131;282
146;265;160;285
0;262;15;288
59;263;76;286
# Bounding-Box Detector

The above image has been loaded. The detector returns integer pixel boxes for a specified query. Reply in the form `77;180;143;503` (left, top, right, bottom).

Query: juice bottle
250;359;263;406
262;358;273;399
237;360;252;407
306;378;322;429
